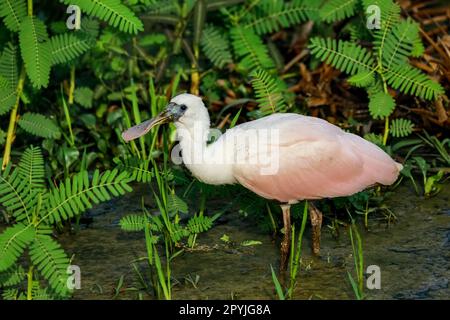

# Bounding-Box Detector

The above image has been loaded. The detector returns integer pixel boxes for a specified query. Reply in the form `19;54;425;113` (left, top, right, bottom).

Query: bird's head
122;93;209;142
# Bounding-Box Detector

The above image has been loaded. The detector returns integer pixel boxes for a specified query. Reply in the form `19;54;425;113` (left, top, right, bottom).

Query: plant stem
68;66;75;105
27;0;33;16
26;265;34;300
61;86;75;146
382;116;389;145
2;68;26;170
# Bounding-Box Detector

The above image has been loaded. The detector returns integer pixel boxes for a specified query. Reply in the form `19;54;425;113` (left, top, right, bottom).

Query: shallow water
61;183;449;300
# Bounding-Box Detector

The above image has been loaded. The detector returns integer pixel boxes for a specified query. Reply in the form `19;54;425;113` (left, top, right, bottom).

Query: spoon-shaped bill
121;111;172;142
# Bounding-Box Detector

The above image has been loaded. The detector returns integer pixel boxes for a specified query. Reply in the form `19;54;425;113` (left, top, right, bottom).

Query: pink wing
231;114;402;203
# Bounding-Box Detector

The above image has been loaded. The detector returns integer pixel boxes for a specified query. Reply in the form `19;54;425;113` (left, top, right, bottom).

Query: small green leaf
18;113;61;139
368;91;395;119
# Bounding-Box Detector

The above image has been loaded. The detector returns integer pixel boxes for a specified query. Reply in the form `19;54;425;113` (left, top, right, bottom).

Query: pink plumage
231;114;402;203
121;93;404;262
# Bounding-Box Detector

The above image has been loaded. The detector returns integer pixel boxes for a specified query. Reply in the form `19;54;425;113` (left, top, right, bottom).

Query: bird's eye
180;105;187;111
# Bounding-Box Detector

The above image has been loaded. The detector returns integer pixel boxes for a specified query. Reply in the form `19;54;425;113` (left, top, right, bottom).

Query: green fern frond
29;234;70;296
50;33;92;65
119;214;146;232
74;87;94;108
145;0;178;15
230;27;275;71
320;0;357;23
244;0;318;35
80;17;100;41
365;0;401;56
59;0;144;34
0;88;17;116
364;133;383;147
18;113;61;139
0;223;35;272
167;193;188;215
19;16;52;89
0;265;25;287
390;118;414;137
368;91;395;119
251;68;287;115
0;163;36;222
201;25;232;69
347;70;375;88
44;169;133;224
2;288;20;300
186;215;213;234
0;0;26;32
308;37;376;75
31;281;52;300
170;224;190;243
18;146;46;193
113;156;153;182
0;43;19;88
384;64;444;100
382;19;421;69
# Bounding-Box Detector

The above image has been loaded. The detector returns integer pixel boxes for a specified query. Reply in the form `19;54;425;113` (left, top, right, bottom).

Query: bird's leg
309;202;323;255
280;204;291;272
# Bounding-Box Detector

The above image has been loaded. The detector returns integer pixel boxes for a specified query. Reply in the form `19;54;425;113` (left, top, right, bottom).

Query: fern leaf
347;70;375;88
167;193;188;215
29;234;70;296
0;164;36;222
74;87;94;108
201;25;232;69
18;112;61;139
19;16;52;89
365;0;401;56
244;0;318;35
59;0;144;34
0;223;35;272
364;133;383;147
2;288;20;300
320;0;357;23
308;37;376;75
80;17;100;41
145;0;178;15
384;64;444;100
120;214;146;232
169;223;189;243
186;215;213;234
368;91;395;119
0;87;17;116
18;146;46;193
390;118;414;137
31;281;52;300
0;43;19;88
50;33;92;65
382;19;421;69
0;0;26;32
0;265;25;287
113;156;152;182
44;169;133;224
251;68;287;115
230;27;275;71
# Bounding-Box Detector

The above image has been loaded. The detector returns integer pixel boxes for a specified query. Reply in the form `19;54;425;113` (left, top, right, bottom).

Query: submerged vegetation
0;0;448;300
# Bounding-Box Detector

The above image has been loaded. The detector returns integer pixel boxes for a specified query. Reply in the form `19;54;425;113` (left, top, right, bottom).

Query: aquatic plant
347;222;364;300
0;146;133;299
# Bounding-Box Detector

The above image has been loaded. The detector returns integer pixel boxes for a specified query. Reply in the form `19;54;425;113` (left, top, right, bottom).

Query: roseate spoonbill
122;93;403;270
